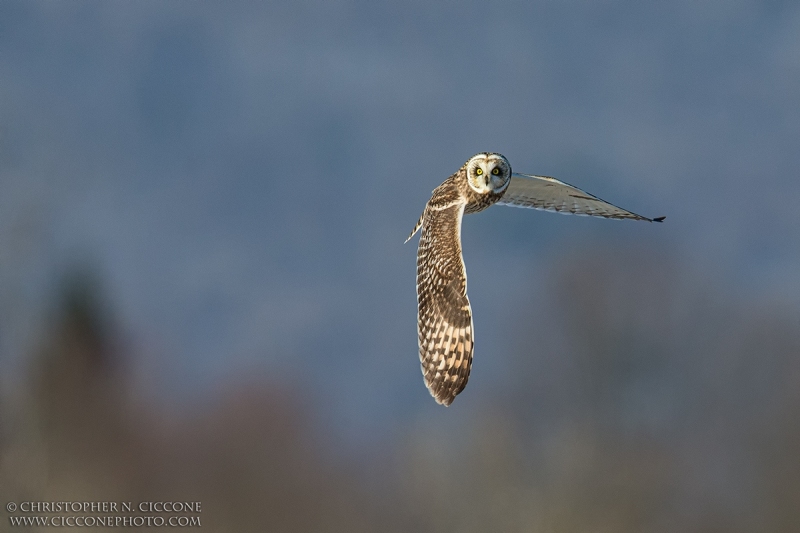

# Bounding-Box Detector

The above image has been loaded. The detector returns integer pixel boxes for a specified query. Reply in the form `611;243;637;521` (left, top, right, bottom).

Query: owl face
465;153;512;194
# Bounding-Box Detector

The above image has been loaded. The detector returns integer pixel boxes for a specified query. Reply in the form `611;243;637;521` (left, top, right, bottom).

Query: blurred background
1;1;799;531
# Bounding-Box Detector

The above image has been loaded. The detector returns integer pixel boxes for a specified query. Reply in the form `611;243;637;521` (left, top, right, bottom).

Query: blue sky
2;0;799;446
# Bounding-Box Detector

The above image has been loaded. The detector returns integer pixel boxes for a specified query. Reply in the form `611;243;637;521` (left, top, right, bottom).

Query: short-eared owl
406;153;664;406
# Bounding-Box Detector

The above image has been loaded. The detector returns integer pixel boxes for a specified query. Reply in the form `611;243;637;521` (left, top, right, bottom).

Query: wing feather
498;173;662;222
415;199;473;406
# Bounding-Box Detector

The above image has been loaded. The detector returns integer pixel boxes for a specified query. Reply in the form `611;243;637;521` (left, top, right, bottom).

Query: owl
406;152;664;406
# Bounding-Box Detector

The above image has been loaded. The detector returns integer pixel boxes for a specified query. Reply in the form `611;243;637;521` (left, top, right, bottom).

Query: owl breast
464;190;504;214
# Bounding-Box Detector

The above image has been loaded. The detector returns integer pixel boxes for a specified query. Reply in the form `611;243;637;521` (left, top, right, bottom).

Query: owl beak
489;174;506;191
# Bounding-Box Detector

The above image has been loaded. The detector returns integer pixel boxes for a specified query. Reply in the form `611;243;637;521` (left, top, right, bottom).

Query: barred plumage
416;198;472;405
407;153;663;406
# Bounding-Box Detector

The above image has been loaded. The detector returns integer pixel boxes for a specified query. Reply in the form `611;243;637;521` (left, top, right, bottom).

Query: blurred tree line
1;246;799;532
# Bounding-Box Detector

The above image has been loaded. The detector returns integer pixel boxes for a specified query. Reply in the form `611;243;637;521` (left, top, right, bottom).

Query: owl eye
475;168;483;176
491;168;500;175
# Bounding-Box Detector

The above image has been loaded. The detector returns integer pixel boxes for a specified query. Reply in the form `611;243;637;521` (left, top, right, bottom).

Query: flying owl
406;152;664;406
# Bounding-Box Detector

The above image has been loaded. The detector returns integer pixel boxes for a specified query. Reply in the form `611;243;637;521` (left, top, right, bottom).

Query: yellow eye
491;168;500;175
476;168;483;175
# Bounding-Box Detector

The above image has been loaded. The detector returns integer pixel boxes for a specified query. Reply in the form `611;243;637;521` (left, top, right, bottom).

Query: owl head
465;153;512;194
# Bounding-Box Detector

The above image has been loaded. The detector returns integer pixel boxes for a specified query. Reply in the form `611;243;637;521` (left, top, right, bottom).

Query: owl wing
415;197;474;406
497;173;664;222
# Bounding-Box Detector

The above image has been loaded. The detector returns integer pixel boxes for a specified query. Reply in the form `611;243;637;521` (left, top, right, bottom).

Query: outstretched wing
498;173;663;222
415;198;473;406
